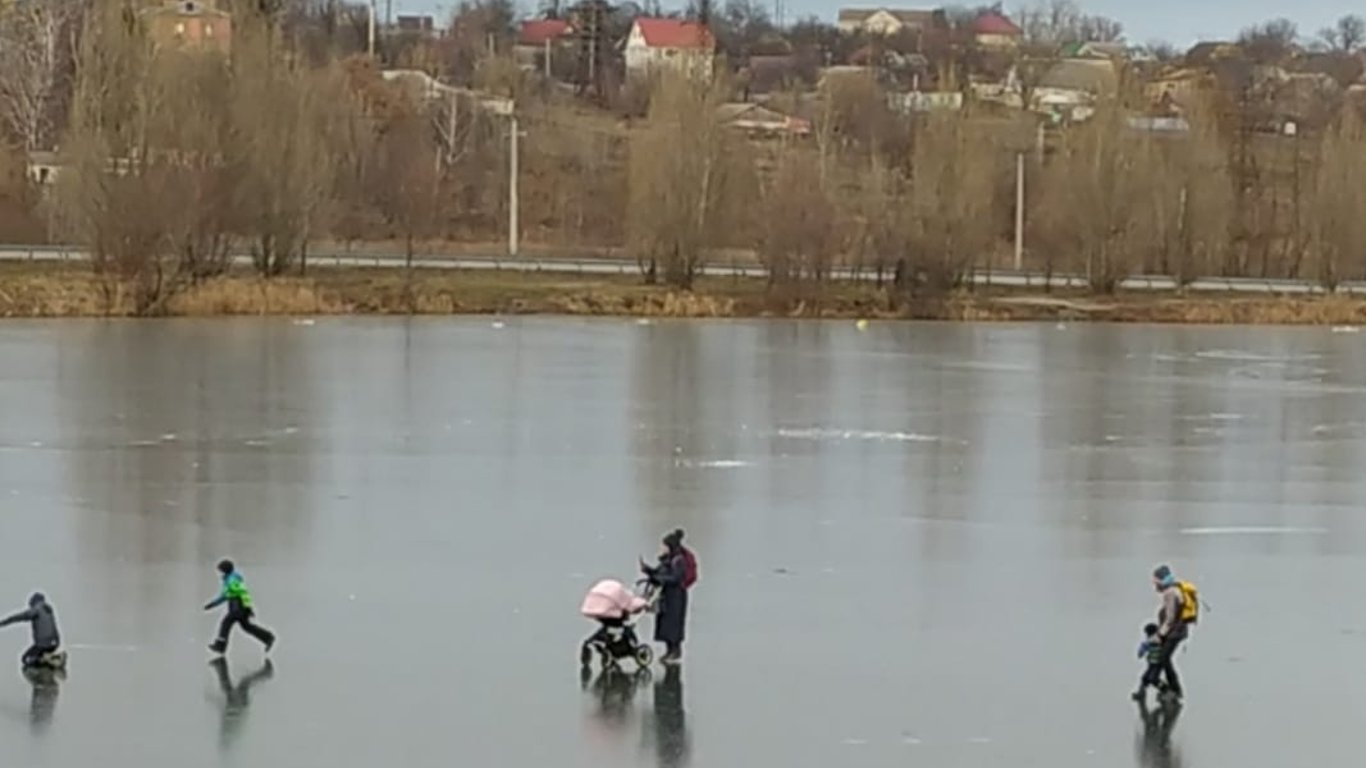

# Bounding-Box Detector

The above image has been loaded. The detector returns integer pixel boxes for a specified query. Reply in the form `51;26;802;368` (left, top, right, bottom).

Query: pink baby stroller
579;578;656;670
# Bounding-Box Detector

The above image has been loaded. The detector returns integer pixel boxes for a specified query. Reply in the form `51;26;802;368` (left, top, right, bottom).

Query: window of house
175;22;186;35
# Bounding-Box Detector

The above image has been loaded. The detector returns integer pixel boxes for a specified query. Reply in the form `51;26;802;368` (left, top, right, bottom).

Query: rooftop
518;19;574;47
971;11;1021;36
632;18;713;50
837;8;940;25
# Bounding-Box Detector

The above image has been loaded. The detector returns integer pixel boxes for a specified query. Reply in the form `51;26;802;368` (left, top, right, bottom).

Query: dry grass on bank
1;262;1366;325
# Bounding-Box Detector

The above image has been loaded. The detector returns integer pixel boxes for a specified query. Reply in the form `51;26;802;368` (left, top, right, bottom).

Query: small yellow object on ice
856;319;869;331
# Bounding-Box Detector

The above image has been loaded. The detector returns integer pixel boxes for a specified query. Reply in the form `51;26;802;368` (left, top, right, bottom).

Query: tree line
0;1;1364;315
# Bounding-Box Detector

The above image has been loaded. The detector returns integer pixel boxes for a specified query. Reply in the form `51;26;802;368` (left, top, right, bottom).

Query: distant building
395;15;435;34
970;10;1020;49
624;18;715;81
716;102;811;137
888;90;963;112
836;7;943;37
140;0;232;54
27;151;61;186
515;19;576;70
1062;41;1128;59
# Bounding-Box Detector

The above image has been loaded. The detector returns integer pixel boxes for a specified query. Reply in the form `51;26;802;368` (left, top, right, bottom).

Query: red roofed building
971;10;1021;49
625;18;715;81
515;19;576;73
518;19;574;46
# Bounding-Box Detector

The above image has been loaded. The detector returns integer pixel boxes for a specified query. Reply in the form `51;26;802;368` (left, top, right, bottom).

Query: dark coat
651;552;689;646
0;595;60;649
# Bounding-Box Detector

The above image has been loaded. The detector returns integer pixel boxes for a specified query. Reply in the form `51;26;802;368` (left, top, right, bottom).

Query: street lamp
485;97;522;258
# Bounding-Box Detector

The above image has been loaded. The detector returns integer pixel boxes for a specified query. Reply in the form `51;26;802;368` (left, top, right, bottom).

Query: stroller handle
634;578;660;610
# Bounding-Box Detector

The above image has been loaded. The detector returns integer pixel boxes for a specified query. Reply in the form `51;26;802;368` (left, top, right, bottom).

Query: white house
836;8;941;37
624;18;714;81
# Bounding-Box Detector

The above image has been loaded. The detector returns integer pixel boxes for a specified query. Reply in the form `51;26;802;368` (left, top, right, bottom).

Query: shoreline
1;263;1365;326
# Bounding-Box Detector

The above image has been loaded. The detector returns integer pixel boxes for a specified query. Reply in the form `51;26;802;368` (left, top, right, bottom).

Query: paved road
1;244;1358;295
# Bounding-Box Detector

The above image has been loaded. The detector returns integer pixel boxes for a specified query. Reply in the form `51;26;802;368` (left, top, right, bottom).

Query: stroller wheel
634;644;654;668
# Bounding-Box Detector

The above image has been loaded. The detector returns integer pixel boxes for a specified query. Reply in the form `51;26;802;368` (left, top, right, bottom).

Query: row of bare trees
23;56;1366;310
3;4;1366;312
628;70;1366;297
56;4;342;312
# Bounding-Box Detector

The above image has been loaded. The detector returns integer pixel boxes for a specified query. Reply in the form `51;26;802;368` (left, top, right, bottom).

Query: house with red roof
624;18;715;81
515;19;576;71
970;10;1021;49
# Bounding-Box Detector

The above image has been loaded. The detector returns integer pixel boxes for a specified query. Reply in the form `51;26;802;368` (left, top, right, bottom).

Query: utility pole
368;0;376;57
509;109;520;258
1014;152;1025;270
545;38;552;79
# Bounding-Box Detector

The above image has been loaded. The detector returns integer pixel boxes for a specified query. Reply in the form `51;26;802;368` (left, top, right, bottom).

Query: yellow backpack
1177;580;1200;624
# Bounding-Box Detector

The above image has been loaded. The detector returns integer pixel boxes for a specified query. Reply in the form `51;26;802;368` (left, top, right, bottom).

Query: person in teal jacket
204;560;276;655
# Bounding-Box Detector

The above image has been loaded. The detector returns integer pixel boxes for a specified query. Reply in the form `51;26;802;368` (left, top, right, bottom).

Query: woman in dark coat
643;530;689;664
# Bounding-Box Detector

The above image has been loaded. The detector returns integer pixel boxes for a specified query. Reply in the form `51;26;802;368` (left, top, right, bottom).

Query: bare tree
369;97;441;304
1077;15;1122;43
0;0;81;153
1143;40;1179;62
60;0;176;315
1306;111;1366;287
60;2;237;314
432;90;476;176
1319;15;1366;53
1015;0;1122;45
907;113;999;292
155;54;239;282
1032;107;1152;292
1239;19;1299;63
627;73;737;288
230;22;338;276
1015;0;1077;46
759;150;836;286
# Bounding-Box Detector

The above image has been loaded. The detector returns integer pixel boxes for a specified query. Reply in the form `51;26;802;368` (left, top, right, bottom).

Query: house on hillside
836;8;944;37
1032;58;1117;121
970;10;1020;49
888;90;962;112
516;19;576;71
395;15;435;35
1274;72;1342;130
1062;40;1127;59
1146;66;1207;108
624;18;715;81
27;151;61;186
1293;52;1365;88
1184;41;1240;68
140;0;232;54
716;103;811;137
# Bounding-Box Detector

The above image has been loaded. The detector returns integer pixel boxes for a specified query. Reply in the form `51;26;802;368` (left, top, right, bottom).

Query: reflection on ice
776;427;942;443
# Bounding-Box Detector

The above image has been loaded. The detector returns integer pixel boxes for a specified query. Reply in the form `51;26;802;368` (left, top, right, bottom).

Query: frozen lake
2;318;1365;767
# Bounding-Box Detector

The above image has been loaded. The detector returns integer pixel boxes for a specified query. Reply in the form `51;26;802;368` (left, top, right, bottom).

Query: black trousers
21;643;57;667
1138;661;1164;691
217;608;275;650
1158;634;1185;695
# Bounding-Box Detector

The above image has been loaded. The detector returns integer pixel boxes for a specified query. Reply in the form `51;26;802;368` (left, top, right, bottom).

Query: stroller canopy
580;579;647;620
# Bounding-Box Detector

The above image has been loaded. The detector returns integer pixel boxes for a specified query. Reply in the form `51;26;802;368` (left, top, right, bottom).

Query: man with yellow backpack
1150;564;1200;702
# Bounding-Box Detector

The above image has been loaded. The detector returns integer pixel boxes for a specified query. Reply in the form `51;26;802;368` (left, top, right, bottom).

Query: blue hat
1153;564;1175;586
